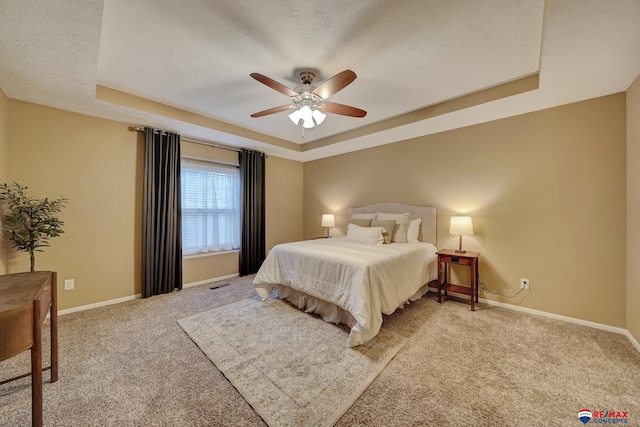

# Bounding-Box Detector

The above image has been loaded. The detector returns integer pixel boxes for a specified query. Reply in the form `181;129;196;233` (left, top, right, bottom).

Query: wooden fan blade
250;105;290;118
250;73;298;97
323;102;367;117
313;70;357;99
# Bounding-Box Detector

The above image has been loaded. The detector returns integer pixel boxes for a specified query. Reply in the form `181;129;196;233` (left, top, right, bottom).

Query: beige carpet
1;275;639;426
177;297;407;427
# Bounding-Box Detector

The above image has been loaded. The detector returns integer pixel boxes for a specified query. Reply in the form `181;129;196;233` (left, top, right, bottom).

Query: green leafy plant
0;182;68;272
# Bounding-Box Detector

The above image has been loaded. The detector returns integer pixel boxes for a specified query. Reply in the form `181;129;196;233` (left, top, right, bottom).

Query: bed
253;202;438;347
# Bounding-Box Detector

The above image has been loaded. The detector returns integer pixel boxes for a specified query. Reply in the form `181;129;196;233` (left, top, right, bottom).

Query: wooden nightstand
436;249;480;311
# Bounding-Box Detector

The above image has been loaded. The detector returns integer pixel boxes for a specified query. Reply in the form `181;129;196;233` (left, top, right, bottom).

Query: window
181;158;241;255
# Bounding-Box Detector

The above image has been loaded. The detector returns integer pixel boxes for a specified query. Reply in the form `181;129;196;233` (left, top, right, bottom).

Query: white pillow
351;212;378;220
376;212;410;243
346;223;384;244
406;218;422;243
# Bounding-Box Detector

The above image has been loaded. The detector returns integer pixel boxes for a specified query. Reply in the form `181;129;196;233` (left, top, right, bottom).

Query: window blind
181;158;240;255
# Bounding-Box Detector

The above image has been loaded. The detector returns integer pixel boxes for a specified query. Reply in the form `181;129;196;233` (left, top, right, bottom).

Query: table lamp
321;214;335;238
450;216;473;253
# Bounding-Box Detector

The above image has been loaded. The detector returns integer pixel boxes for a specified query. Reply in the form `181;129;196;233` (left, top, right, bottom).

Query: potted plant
0;182;68;272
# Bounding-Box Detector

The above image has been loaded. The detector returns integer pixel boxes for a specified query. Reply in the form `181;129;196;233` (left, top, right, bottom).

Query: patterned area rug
177;297;407;427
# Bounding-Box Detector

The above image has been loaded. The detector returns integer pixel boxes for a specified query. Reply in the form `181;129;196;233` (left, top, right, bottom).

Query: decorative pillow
346;223;384;244
371;219;397;244
392;223;407;243
349;217;372;227
376;212;410;243
351;212;378;220
376;212;410;224
406;218;422;243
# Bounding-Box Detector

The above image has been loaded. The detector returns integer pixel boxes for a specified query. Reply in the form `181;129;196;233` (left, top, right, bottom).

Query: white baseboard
478;296;629;334
58;273;241;316
58;294;141;316
183;273;239;289
57;281;640;353
625;330;640;353
429;287;640;352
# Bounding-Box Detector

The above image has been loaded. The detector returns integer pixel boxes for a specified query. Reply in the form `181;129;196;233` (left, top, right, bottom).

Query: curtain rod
128;126;241;153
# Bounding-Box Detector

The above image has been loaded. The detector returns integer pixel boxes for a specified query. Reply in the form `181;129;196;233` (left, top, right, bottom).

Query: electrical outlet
64;279;75;290
520;278;529;290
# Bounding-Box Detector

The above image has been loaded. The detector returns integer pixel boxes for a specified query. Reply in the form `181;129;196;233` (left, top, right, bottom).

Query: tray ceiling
1;0;639;161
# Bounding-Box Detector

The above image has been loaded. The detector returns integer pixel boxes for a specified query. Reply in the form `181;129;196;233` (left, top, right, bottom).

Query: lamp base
455;235;467;253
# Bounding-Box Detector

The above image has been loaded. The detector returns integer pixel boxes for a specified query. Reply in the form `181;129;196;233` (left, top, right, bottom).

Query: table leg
475;259;479;303
51;272;58;383
32;300;43;427
437;260;442;303
443;262;448;296
470;261;475;311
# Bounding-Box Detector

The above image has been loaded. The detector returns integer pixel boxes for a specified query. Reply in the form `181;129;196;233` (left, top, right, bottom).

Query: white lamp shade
450;216;473;236
288;109;303;125
312;109;326;125
321;214;335;227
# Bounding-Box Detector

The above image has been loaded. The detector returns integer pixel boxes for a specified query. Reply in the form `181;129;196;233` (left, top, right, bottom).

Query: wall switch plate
520;278;529;290
64;279;75;290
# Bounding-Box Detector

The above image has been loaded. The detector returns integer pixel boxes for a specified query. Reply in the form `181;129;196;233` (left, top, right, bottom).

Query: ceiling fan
249;69;367;130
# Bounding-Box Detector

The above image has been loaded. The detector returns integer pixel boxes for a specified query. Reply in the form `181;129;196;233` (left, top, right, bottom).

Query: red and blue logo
578;408;629;424
579;409;593;425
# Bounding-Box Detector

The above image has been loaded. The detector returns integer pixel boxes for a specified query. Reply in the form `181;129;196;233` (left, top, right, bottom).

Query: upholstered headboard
349;202;437;245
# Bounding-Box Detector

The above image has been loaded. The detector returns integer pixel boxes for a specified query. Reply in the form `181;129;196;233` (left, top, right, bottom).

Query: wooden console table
0;271;58;427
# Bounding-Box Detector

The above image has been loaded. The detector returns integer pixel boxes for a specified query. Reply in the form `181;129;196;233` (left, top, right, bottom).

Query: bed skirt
271;280;434;346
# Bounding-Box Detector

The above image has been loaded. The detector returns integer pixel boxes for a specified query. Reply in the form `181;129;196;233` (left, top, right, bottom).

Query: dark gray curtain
142;127;182;297
239;149;266;275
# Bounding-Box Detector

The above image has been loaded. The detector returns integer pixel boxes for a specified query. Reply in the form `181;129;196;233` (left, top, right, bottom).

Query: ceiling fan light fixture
290;105;319;129
290;105;326;129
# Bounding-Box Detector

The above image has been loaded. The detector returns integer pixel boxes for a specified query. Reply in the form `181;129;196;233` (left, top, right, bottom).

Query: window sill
183;249;239;260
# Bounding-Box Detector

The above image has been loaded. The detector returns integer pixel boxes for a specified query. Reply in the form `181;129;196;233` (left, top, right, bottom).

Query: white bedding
253;237;438;346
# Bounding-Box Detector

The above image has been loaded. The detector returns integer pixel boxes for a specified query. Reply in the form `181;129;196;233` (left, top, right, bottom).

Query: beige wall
266;155;304;252
1;90;633;331
304;93;627;328
4;100;303;310
627;74;640;343
0;89;8;275
6;100;142;309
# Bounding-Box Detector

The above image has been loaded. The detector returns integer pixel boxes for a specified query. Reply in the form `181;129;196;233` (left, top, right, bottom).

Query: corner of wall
627;72;640;345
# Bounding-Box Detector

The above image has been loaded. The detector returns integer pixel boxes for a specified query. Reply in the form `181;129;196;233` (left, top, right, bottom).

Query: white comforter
253;237;438;346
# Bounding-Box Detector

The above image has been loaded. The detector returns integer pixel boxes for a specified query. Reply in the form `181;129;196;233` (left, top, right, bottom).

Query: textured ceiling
1;0;639;162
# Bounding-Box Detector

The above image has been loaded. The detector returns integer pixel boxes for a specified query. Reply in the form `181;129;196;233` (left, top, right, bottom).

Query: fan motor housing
298;70;316;85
